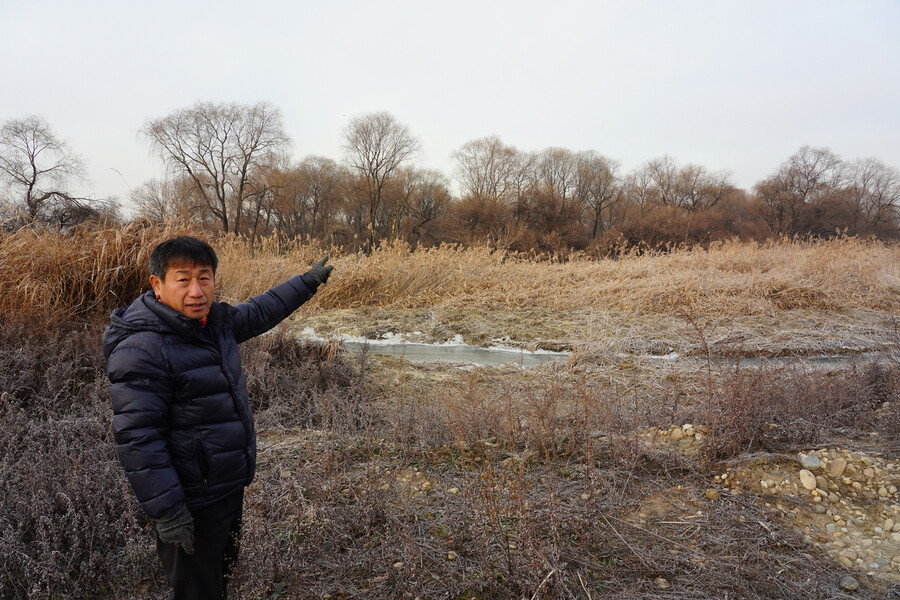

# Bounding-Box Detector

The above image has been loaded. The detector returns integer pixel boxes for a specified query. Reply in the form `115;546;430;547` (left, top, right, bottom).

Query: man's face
149;262;215;320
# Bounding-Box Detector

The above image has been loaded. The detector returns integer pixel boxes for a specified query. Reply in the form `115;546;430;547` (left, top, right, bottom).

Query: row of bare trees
3;104;899;252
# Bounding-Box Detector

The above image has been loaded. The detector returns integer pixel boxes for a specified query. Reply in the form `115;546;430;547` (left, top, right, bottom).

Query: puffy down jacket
103;275;316;519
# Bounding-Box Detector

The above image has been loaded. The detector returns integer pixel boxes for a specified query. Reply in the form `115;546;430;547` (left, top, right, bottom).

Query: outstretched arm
231;256;333;343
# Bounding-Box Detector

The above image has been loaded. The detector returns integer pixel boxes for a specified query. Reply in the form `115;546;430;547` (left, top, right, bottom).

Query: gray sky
2;0;898;207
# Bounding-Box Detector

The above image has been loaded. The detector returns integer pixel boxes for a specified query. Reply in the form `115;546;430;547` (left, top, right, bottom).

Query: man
103;235;333;599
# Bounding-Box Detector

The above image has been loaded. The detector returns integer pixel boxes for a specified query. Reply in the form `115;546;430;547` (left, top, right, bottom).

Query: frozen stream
298;331;886;369
341;340;569;367
297;330;569;367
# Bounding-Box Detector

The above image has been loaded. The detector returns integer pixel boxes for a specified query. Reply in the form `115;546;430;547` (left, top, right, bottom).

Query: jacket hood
103;291;189;359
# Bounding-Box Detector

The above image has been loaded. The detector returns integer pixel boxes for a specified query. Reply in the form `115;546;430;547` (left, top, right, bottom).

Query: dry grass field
2;224;900;598
218;233;900;358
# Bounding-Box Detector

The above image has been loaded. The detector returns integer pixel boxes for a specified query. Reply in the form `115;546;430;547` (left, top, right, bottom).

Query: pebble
840;575;859;591
830;458;848;477
801;454;822;469
447;551;458;561
675;439;900;585
798;470;817;491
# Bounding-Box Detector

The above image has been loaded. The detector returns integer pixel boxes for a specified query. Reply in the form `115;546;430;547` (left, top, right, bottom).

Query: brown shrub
241;329;376;432
0;319;160;600
701;360;898;462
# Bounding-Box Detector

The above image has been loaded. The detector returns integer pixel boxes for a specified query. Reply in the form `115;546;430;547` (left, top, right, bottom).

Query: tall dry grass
216;235;900;316
0;222;203;321
2;227;898;322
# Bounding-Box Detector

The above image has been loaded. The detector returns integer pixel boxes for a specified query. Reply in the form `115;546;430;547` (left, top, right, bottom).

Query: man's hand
154;504;195;555
306;255;334;287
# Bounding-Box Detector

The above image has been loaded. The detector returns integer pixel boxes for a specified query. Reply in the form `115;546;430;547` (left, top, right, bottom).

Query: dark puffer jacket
103;275;316;520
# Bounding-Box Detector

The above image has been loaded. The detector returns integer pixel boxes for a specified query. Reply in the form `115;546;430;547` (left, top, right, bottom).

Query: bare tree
343;111;421;248
143;101;289;233
379;167;451;243
0;115;86;222
575;151;621;238
755;146;845;236
673;164;734;212
623;165;659;211
269;156;346;239
452;136;521;205
644;156;680;206
524;147;583;236
626;156;734;214
844;158;900;236
131;177;205;224
407;169;451;234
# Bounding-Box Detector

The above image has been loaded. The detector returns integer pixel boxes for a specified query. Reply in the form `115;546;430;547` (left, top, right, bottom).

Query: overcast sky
2;0;898;209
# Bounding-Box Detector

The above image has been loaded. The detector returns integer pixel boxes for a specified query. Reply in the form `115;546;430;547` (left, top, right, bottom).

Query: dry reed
217;236;900;316
0;222;202;321
4;228;897;323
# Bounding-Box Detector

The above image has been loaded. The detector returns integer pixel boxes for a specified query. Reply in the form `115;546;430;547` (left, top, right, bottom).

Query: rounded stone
799;470;817;491
801;454;821;469
830;458;848;477
840;575;860;591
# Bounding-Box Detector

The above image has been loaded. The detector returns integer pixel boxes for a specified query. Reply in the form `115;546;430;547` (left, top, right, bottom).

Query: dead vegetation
1;228;900;598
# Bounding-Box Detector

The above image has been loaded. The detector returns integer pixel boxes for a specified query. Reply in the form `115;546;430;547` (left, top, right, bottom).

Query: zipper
193;431;211;490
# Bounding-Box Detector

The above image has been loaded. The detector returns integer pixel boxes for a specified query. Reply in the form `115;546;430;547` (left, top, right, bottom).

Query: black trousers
156;488;244;600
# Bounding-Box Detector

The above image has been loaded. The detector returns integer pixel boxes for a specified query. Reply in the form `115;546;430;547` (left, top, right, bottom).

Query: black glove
154;504;195;555
306;255;334;287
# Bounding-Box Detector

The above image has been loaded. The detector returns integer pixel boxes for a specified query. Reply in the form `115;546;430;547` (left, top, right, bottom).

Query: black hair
149;236;219;280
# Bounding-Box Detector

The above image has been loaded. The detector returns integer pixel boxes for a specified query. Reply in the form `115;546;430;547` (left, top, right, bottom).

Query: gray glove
154;504;195;555
306;255;334;287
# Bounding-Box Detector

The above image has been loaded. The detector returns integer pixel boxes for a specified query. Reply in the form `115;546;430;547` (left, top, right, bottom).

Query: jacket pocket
193;431;211;488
